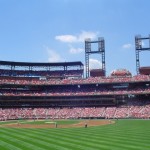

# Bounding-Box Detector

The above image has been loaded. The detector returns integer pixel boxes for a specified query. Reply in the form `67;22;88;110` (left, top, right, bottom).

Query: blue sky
0;0;150;76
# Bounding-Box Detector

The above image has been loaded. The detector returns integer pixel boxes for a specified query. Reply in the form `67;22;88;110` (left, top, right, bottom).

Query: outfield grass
18;120;80;125
0;119;150;150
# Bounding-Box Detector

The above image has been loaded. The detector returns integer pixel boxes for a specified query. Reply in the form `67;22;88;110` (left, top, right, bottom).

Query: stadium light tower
85;37;105;78
135;34;150;74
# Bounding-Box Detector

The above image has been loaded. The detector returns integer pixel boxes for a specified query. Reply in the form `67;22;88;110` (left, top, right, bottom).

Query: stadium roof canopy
0;60;83;67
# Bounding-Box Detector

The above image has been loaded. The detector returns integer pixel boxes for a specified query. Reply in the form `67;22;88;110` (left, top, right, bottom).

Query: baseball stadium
0;35;150;150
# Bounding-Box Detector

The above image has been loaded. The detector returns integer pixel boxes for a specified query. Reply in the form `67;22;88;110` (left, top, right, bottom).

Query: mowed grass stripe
38;128;140;150
15;128;118;150
1;128;96;150
49;126;150;142
0;120;150;150
1;126;146;150
85;127;150;143
31;129;111;150
0;133;48;150
84;125;150;149
1;128;109;150
3;127;149;150
21;122;150;149
39;120;150;150
1;126;115;149
39;126;149;148
0;139;23;150
0;137;44;150
1;129;73;150
1;127;148;150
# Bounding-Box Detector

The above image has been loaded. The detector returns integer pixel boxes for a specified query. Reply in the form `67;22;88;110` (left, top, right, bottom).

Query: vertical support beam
135;36;140;75
99;37;106;76
135;49;140;75
85;37;105;78
102;51;105;76
85;39;91;78
85;53;89;78
135;34;150;75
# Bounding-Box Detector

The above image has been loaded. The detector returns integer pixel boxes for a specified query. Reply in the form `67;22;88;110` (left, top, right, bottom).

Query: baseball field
0;119;150;150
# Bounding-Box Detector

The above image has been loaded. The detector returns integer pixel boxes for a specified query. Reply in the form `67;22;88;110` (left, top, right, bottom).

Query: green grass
0;120;18;125
0;119;150;150
0;119;80;125
25;119;79;125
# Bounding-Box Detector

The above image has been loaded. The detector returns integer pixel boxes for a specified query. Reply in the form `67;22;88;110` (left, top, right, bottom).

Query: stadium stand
0;60;150;120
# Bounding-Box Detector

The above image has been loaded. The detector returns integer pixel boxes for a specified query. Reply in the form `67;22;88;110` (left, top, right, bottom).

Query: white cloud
46;47;64;62
69;45;84;54
122;43;132;49
55;35;77;43
55;31;98;43
69;47;84;54
89;58;102;69
78;31;98;42
141;41;145;46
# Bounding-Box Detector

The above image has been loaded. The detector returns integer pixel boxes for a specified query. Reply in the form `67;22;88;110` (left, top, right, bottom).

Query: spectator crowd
1;104;150;121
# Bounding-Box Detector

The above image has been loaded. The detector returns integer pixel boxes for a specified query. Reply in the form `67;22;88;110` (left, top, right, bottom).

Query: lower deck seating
1;104;150;121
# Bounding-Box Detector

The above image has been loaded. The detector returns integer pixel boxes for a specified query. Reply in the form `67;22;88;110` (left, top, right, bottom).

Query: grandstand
0;35;150;121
